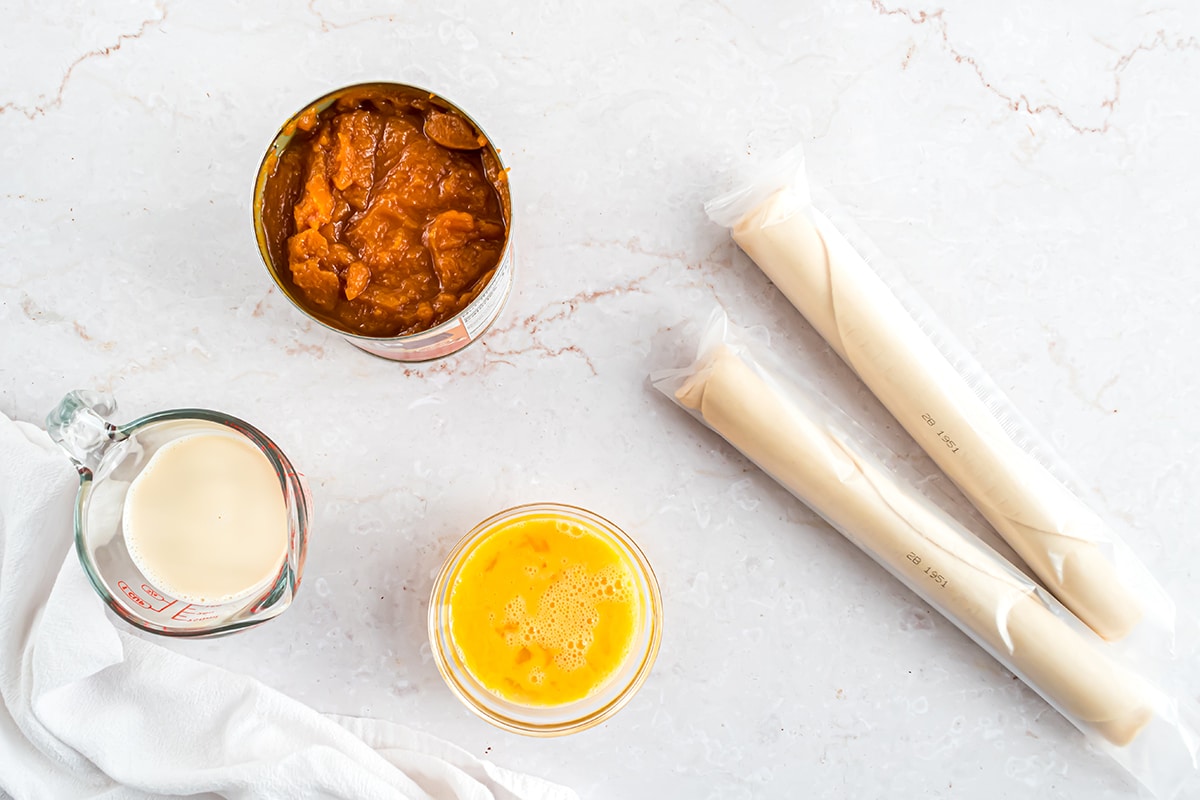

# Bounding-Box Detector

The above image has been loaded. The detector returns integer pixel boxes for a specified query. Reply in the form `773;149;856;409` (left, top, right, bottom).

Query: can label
406;319;472;360
461;243;514;339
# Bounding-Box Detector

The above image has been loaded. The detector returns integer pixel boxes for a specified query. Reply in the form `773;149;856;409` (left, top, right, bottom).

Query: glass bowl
428;502;662;736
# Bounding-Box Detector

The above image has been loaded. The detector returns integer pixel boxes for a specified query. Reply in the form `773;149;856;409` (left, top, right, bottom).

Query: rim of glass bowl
427;502;663;736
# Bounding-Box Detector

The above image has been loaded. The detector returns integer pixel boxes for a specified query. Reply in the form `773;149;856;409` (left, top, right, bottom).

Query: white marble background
3;1;1200;797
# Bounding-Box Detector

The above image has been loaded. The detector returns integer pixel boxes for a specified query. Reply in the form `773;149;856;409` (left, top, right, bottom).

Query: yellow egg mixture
448;514;642;706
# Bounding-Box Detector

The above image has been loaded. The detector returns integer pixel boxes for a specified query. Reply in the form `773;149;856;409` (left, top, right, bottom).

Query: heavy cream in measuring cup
122;433;289;605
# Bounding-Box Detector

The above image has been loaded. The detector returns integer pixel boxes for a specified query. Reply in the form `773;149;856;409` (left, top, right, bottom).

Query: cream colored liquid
122;433;289;605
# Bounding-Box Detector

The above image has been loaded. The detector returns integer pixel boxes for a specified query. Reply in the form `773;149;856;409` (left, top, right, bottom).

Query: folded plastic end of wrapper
701;142;1179;660
703;144;810;230
650;309;1200;799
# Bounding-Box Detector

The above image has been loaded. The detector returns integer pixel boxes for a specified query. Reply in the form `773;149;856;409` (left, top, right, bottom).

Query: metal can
252;82;514;362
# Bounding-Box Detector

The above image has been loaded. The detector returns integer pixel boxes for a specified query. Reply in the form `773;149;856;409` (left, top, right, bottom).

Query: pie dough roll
706;155;1172;644
665;341;1151;747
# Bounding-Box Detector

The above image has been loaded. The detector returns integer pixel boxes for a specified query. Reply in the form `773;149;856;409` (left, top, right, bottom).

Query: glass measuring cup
46;390;311;637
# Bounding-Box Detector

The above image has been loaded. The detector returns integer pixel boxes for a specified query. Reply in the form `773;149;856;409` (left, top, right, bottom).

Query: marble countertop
4;1;1199;797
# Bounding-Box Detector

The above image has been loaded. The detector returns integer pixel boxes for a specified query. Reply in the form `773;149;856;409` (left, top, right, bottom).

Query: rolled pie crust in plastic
674;345;1152;747
730;190;1141;641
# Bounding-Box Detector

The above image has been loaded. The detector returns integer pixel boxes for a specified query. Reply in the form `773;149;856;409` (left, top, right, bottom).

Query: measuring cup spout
45;390;122;475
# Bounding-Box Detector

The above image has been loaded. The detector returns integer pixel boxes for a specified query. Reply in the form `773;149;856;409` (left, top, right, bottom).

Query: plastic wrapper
704;147;1174;649
652;311;1199;797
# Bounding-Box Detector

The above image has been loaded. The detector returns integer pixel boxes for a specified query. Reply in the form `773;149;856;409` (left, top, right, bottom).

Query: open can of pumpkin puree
252;82;514;362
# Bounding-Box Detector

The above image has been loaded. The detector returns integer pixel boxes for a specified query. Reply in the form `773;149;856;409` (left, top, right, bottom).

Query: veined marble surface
3;1;1199;797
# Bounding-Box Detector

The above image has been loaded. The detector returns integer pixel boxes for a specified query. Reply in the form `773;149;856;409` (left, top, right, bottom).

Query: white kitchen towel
0;411;578;800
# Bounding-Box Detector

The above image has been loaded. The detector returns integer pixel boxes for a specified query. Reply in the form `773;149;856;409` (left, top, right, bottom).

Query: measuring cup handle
45;390;120;474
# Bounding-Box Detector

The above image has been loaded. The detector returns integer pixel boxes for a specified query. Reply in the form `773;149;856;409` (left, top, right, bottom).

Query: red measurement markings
140;584;177;614
117;580;149;609
171;604;219;623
